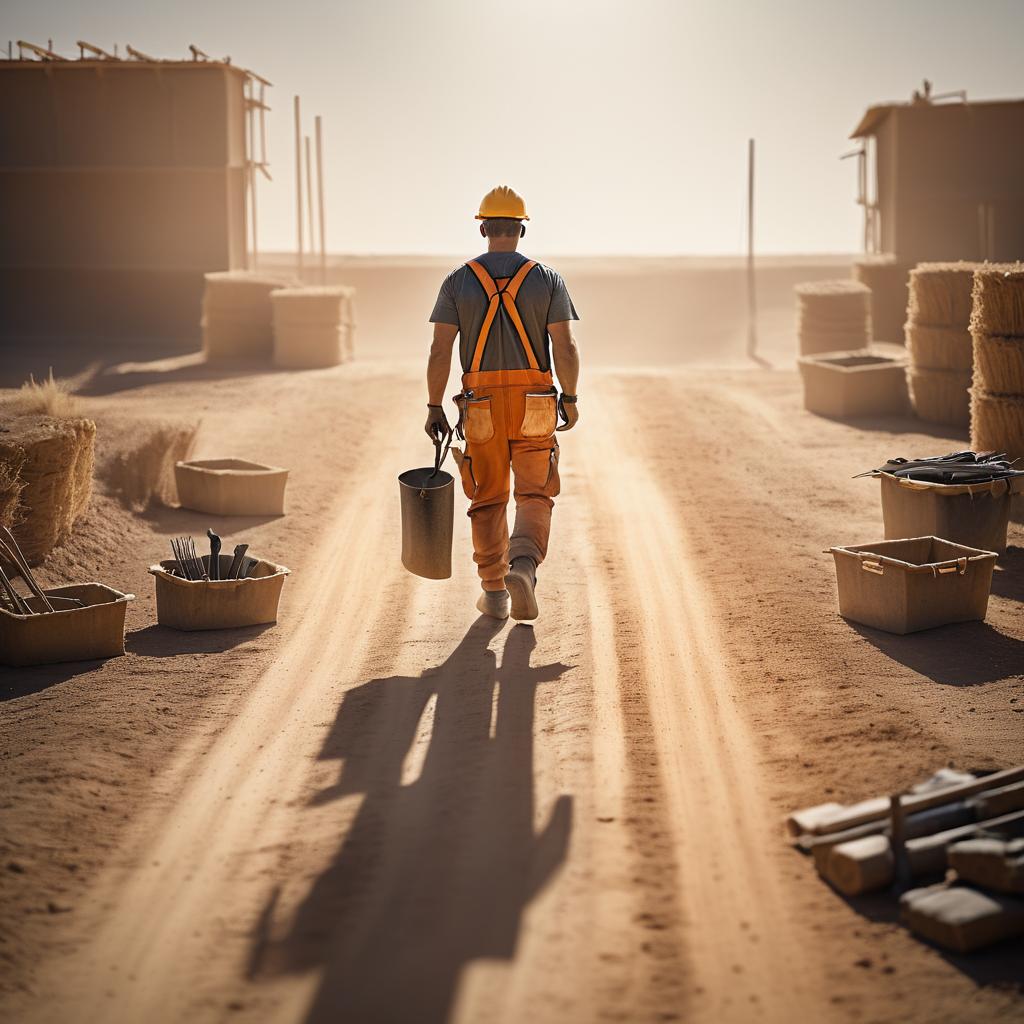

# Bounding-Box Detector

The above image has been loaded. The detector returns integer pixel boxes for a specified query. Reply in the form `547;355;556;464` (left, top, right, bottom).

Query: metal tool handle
428;427;454;480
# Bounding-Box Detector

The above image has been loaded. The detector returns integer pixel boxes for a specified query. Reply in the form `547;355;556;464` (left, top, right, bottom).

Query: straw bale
908;262;980;328
0;458;25;531
202;316;275;361
905;324;973;372
271;286;357;328
970;263;1024;337
854;255;912;343
796;279;871;317
799;327;872;357
907;367;971;427
0;416;95;565
203;270;296;304
273;324;354;369
201;271;297;360
972;334;1024;396
971;388;1024;462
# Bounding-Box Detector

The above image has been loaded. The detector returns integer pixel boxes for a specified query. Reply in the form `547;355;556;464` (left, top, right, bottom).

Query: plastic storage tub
149;555;289;631
175;458;288;516
879;472;1022;555
830;536;997;634
0;583;134;666
798;350;908;418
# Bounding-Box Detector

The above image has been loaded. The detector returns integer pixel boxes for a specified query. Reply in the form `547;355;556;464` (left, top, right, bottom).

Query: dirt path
6;365;1023;1023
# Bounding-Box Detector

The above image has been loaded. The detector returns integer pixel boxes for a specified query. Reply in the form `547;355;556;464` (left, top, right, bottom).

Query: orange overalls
453;259;561;592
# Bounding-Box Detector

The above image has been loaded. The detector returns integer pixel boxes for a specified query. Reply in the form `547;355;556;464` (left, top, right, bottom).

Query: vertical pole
305;135;315;264
294;95;304;281
889;793;910;891
315;115;326;285
746;138;758;362
247;80;258;270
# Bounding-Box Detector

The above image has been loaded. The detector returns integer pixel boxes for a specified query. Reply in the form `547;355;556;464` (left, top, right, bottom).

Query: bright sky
6;0;1024;255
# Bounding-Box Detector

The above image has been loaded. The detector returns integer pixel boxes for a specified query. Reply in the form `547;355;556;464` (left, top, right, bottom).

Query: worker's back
430;252;577;372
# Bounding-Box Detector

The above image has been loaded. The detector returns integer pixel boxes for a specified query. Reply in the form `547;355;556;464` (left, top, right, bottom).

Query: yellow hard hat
475;185;529;221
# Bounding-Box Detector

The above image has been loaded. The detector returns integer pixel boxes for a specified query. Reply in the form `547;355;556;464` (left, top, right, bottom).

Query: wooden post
305;135;315;264
889;793;911;891
247;80;258;270
746;138;759;363
294;95;304;281
315;115;326;284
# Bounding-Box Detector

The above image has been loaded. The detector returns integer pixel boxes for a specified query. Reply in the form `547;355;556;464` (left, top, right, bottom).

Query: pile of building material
854;254;912;344
904;262;978;426
0;416;96;565
270;286;356;369
789;765;1024;953
796;280;872;356
202;271;295;362
970;264;1024;465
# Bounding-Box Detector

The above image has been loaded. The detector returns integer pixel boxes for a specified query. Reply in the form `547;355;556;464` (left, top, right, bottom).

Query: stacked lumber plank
970;264;1024;465
788;765;1024;953
202;271;295;362
796;280;871;356
270;286;356;369
905;263;979;426
854;254;912;344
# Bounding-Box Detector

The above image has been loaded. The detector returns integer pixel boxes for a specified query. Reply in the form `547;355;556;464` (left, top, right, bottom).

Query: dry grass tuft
16;369;80;418
0;457;25;531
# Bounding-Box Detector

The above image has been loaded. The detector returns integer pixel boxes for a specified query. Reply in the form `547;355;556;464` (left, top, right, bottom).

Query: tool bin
175;458;289;516
0;584;134;666
829;536;997;634
879;472;1022;555
798;350;908;418
149;556;289;631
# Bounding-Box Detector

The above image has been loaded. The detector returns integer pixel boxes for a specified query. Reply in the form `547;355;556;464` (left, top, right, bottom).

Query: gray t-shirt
430;252;579;372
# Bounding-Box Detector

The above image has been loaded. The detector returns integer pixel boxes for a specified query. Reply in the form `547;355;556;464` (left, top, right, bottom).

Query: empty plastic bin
0;583;134;666
880;472;1022;555
798;349;908;419
175;458;288;516
830;536;997;634
149;555;290;631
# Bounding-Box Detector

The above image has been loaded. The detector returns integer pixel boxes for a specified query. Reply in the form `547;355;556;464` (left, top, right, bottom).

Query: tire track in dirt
578;377;826;1022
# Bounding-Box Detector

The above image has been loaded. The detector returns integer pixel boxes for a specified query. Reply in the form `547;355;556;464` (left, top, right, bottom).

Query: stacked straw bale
904;263;979;426
970;263;1024;462
271;286;357;369
854;254;913;344
202;271;296;362
796;280;871;356
0;416;96;565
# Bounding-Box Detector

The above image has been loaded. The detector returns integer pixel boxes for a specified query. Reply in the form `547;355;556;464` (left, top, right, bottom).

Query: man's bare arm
548;320;580;431
424;322;459;438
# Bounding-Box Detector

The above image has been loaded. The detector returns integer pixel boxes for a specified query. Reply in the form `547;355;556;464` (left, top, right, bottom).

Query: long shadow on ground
851;619;1024;686
249;618;573;1024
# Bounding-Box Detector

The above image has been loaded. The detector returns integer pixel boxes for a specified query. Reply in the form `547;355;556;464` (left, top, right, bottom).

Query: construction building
0;43;268;340
850;87;1024;263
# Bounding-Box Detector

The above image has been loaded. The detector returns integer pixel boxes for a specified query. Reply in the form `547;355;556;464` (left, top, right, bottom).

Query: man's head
475;186;528;243
480;217;525;240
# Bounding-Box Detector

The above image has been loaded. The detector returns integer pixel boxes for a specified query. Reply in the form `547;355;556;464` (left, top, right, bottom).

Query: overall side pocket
464;397;495;444
521;390;557;438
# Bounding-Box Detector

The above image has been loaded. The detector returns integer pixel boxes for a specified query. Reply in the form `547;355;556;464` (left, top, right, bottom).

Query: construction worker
425;186;580;622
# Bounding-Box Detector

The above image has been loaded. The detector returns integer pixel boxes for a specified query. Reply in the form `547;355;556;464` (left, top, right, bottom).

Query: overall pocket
521;390;557;438
464;396;495;444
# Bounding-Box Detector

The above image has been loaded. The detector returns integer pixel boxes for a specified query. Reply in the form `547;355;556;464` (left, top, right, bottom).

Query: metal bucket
399;438;454;580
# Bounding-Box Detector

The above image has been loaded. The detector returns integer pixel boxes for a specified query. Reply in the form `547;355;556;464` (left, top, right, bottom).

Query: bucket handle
860;558;884;575
427;426;454;482
932;557;968;577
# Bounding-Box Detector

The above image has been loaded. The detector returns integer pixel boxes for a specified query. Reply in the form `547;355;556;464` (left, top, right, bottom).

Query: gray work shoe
476;589;510;620
505;556;539;621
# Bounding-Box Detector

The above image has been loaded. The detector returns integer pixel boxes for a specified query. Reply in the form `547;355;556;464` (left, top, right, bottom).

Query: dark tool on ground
226;543;249;580
0;526;56;613
207;529;222;581
856;450;1024;485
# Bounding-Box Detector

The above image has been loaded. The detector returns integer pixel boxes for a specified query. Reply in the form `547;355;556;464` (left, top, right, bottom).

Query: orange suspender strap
466;259;540;372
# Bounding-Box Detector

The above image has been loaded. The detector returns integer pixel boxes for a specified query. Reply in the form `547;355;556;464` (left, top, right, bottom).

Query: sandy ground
1;352;1022;1024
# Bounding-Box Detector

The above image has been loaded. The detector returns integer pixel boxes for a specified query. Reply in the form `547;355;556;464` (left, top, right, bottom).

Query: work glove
424;404;451;442
556;394;579;432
